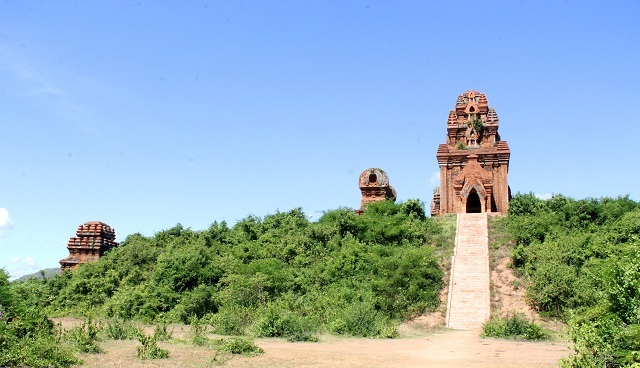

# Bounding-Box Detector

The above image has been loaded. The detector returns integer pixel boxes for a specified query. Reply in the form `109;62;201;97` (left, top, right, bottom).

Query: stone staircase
446;213;490;330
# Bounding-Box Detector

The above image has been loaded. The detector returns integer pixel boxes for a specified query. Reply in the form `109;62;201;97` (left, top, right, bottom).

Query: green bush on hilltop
507;193;640;367
20;200;445;339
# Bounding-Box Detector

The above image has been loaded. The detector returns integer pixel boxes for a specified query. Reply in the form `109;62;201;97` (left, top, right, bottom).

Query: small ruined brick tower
431;90;511;216
59;221;118;271
357;168;396;214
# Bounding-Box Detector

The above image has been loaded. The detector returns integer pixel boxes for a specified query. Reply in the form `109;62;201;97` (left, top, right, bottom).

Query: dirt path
225;329;569;368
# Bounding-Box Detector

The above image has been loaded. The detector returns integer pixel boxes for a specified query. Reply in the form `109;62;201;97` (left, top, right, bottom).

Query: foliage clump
136;333;169;359
482;313;548;340
189;316;209;346
253;303;318;341
506;193;640;367
153;322;173;341
104;318;142;340
63;318;103;353
212;336;264;356
0;269;80;367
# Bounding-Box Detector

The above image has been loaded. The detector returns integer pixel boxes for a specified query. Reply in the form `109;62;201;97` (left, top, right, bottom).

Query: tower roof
359;168;390;188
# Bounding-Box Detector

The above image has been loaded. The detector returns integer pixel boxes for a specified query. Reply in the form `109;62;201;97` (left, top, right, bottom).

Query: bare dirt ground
75;324;569;368
492;258;535;318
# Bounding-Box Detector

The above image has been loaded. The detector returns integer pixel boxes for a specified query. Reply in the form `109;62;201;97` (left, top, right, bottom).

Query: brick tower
431;90;510;216
59;221;118;271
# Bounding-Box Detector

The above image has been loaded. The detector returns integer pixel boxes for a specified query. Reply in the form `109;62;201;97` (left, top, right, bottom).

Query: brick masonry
356;168;396;214
431;90;511;216
59;221;118;271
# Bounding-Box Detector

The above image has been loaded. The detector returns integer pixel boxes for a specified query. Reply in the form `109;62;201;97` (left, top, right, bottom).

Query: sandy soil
228;329;569;368
76;326;570;368
491;258;536;319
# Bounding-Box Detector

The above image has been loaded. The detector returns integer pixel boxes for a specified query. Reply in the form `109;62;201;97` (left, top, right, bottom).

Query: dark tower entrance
466;190;482;213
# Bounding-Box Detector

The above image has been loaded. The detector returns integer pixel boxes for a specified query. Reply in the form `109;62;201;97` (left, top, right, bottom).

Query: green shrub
104;318;142;340
0;270;80;367
253;304;318;342
136;333;169;359
560;307;620;367
561;250;640;367
209;351;233;366
168;284;218;322
63;319;103;353
0;335;81;368
401;199;427;220
212;337;264;356
504;195;640;367
153;322;173;341
210;307;249;336
329;301;396;337
526;262;578;315
482;313;548;340
189;317;209;346
508;192;547;217
217;273;272;308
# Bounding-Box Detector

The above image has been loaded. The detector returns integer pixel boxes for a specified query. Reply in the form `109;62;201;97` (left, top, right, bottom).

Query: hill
16;200;451;339
15;267;61;282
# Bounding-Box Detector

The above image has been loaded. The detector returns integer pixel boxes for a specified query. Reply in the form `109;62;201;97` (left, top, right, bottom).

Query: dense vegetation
506;193;640;367
0;269;80;367
7;200;447;350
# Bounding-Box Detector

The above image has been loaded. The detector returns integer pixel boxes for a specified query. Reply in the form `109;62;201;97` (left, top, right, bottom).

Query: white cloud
429;171;440;187
535;192;553;200
0;208;14;229
6;256;41;280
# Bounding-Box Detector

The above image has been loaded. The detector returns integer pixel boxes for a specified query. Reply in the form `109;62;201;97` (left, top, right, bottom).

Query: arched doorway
466;190;482;213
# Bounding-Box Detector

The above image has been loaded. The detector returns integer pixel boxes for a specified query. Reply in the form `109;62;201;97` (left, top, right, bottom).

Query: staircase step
446;213;490;330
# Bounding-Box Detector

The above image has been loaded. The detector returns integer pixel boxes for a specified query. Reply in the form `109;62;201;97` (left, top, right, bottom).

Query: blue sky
1;1;639;279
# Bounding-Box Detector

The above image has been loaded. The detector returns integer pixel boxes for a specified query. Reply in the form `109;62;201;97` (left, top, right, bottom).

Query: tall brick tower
431;90;510;216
